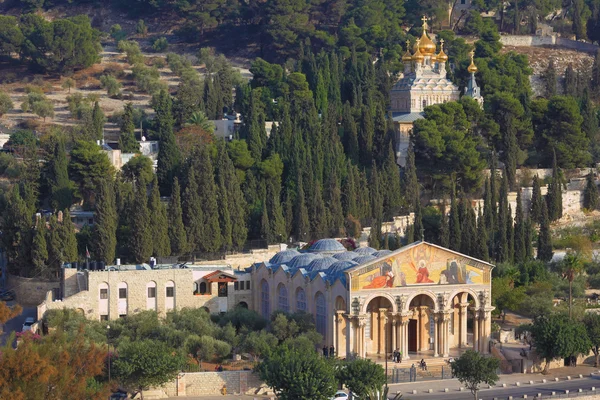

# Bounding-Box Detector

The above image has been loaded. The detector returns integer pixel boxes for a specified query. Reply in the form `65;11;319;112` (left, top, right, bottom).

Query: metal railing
389;365;454;383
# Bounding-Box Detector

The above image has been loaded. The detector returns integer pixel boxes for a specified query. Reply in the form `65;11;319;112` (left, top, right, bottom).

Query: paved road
1;302;36;346
398;377;600;399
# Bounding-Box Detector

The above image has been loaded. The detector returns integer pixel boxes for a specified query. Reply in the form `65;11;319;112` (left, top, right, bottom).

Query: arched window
296;288;307;312
199;282;207;294
261;280;270;318
315;292;326;337
278;284;289;312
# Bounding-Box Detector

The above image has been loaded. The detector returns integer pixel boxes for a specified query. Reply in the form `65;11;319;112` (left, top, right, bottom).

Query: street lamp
106;324;111;382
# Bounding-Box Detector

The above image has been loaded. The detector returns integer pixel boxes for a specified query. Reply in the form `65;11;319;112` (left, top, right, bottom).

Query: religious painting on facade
350;243;491;291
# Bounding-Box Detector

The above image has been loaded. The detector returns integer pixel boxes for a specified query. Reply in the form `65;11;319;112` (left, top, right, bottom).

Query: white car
22;317;35;332
332;391;349;400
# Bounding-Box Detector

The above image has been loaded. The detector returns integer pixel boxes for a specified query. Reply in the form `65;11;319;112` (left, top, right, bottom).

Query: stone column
482;310;492;354
391;317;397;352
378;308;388;355
442;313;450;357
472;309;479;352
433;313;439;357
335;311;343;357
459;303;469;348
402;319;410;360
419;307;428;351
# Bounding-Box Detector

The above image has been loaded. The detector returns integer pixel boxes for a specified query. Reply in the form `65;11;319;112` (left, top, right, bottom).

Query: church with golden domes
392;17;483;166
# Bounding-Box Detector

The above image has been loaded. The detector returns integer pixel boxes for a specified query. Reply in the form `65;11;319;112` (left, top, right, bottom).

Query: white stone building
251;239;494;360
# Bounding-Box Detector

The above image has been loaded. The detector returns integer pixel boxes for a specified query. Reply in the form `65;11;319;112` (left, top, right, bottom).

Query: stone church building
391;17;483;166
251;239;494;360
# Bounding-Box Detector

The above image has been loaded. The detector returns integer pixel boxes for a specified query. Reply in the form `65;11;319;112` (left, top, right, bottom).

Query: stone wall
7;274;60;306
194;245;284;270
498;34;599;54
161;371;264;397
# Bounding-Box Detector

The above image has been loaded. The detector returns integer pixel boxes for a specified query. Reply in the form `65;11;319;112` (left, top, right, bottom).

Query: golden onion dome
412;43;424;63
402;40;413;62
436;39;448;62
419;32;436;56
467;50;478;73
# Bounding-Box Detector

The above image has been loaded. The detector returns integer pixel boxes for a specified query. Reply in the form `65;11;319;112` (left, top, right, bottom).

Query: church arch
315;292;327;337
447;288;480;310
277;283;289;313
260;279;270;318
404;290;438;312
361;292;397;314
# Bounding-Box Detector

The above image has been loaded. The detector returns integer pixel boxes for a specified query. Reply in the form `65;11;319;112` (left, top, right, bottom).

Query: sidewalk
388;364;600;395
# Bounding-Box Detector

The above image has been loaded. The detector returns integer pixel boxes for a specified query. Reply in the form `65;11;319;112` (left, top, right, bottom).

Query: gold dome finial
402;40;413;62
418;15;436;56
413;38;424;63
467;50;478;73
436;38;448;62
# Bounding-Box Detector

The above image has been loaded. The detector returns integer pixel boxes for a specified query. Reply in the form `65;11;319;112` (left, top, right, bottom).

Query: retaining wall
7;274;60;306
499;34;599;53
161;371;264;397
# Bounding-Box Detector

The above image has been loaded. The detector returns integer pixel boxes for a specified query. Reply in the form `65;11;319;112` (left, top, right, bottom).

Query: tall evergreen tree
152;89;175;140
195;145;222;252
148;175;171;257
507;204;514;263
543;59;557;97
156;123;181;196
31;220;48;277
91;101;105;140
310;179;328;239
129;184;152;263
358;105;374;167
524;215;534;260
382;144;402;219
514;189;526;264
183;168;203;253
546;150;563;221
497;171;509;262
440;202;450;248
47;135;73;211
490;153;498;229
537;201;553;262
46;215;63;276
294;172;310;241
581;88;599;144
459;195;470;255
246;90;267;162
564;64;577;97
466;204;477;256
369;162;383;249
530;175;543;224
94;179;117;264
217;142;247;250
59;209;78;264
449;184;461;251
483;177;493;232
413;198;424;241
168;178;187;256
119;103;139;153
475;207;489;262
584;172;600;211
326;167;345;237
403;141;419;211
341;102;359;164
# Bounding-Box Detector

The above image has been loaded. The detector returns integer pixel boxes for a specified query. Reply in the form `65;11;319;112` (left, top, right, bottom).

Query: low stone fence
498;34;599;53
161;371;265;397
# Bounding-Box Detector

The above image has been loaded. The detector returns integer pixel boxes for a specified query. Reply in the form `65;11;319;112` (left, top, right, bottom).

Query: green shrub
152;37;168;52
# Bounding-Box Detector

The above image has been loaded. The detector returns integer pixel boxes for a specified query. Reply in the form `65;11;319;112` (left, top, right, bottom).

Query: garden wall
161;371;266;397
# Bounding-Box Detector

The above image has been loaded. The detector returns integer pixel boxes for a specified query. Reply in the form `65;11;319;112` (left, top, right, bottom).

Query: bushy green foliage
152;37;168;52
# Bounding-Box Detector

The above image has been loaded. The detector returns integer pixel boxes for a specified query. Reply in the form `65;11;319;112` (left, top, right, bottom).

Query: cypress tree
92;101;105;140
94;179;117;264
218;142;247;250
584;172;600;210
310;178;328;239
119;103;139;153
466;204;477;256
326;167;345;237
475;207;489;262
581;88;599;142
156;121;181;196
497;171;509;262
543;59;557;97
459;194;469;254
129;184;152;263
524;215;534;260
546;150;563;221
260;199;272;243
413;198;424;241
564;64;577;97
483;177;493;232
294;172;310;241
148;175;171;257
168;178;187;256
246;90;267;162
406;224;415;244
31;220;48;277
490;153;498;229
58;209;78;264
514;189;526;264
183;168;203;253
341;102;359;164
153;89;175;140
369;162;383;249
449;184;461;251
372;104;387;166
507;204;514;263
195;145;222;252
440;202;450;248
342;161;358;217
266;178;286;243
47;135;73;211
530;175;543;224
382;143;402;219
537;201;553;262
46;215;63;276
403;141;419;212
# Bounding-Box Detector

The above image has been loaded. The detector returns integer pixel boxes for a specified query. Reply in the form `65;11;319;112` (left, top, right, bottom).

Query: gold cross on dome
422;15;429;30
469;50;475;61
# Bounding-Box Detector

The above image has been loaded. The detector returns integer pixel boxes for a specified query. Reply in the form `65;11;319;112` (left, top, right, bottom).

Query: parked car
109;390;128;399
0;290;15;301
22;317;35;332
332;391;349;399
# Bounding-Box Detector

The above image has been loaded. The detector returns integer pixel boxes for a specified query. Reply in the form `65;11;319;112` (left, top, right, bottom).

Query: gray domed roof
306;257;338;272
327;260;358;274
354;246;376;255
287;253;323;269
269;249;301;265
308;239;346;253
353;254;377;264
372;250;392;258
332;252;359;261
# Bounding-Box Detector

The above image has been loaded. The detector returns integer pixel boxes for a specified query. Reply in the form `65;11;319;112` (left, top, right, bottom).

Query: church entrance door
408;319;417;352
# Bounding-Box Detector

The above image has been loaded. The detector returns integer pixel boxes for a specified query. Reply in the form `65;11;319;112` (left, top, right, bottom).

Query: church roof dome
412;42;425;63
354;246;376;255
402;40;413;62
436;39;448;63
354;254;377;264
287;253;323;269
269;249;300;265
467;50;478;73
327;260;358;274
306;257;338;272
418;32;436;56
308;239;346;253
332;251;359;261
372;250;392;258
